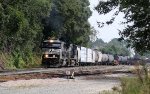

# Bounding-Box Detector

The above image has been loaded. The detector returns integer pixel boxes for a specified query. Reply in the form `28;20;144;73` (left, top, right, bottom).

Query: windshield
42;42;61;49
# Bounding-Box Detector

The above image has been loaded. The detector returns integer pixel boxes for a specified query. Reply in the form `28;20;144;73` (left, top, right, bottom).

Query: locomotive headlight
45;54;49;58
49;40;54;42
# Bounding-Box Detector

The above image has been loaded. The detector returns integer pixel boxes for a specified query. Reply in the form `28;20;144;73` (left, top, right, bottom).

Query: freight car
41;39;129;67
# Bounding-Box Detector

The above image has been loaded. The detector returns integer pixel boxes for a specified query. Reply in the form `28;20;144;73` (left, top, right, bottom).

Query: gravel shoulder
0;73;133;94
0;65;136;94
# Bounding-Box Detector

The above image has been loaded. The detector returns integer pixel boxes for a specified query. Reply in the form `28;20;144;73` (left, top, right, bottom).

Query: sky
88;0;126;42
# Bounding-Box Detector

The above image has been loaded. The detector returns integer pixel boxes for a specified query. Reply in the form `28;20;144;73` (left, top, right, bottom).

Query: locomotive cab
41;39;67;67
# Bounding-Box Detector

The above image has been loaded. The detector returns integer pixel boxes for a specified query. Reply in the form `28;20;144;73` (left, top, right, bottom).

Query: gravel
0;65;136;94
0;76;120;94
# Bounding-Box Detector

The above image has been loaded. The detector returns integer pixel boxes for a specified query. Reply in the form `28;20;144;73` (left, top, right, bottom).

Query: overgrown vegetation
0;53;41;69
120;63;150;94
0;0;52;69
100;62;150;94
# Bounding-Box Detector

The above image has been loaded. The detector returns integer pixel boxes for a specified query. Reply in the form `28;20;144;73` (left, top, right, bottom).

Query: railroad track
0;65;133;82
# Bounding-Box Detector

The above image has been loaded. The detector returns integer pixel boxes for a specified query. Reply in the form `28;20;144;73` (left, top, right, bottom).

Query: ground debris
0;65;134;82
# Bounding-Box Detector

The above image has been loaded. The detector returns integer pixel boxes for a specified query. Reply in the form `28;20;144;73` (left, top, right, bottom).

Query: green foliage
101;91;120;94
43;0;92;46
0;0;52;69
120;64;150;94
92;38;130;56
120;76;150;94
92;38;106;48
121;78;142;94
0;52;41;69
0;53;16;69
0;0;51;52
104;39;130;55
12;52;25;68
101;64;150;94
142;51;150;58
95;0;150;53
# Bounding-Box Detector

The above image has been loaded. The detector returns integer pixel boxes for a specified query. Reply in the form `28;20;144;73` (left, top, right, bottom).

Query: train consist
41;39;129;67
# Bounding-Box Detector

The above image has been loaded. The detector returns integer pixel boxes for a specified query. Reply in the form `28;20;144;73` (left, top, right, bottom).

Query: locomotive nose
45;54;49;58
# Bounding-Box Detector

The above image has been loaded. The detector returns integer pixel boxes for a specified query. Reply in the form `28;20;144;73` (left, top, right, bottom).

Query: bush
120;63;150;94
100;63;150;94
0;51;41;69
0;53;16;69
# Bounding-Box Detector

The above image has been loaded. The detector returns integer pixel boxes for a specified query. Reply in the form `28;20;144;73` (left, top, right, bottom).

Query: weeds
101;60;150;94
0;51;41;69
100;90;120;94
120;62;150;94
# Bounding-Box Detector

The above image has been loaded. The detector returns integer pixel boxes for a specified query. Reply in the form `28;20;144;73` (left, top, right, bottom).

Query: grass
100;91;120;94
0;52;41;69
101;61;150;94
120;62;150;94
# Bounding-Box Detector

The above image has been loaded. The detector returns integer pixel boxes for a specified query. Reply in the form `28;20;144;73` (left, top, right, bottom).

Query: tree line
91;38;130;56
0;0;92;68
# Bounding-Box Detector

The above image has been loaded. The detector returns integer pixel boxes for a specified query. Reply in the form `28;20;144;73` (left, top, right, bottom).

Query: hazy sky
88;0;126;42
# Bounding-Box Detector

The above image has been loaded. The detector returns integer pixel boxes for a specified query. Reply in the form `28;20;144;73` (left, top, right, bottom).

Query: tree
95;0;150;53
43;0;92;46
92;38;130;56
91;38;106;48
0;0;52;68
104;39;130;55
0;0;51;53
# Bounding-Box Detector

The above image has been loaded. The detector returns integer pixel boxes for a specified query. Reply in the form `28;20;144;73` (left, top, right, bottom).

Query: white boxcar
98;52;103;63
87;48;92;62
80;47;87;62
77;47;81;62
92;50;96;63
95;50;102;63
95;51;99;62
78;46;95;63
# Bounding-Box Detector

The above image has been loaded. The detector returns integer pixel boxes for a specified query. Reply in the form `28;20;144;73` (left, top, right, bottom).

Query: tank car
114;55;128;65
101;54;109;65
107;54;114;65
121;56;128;64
